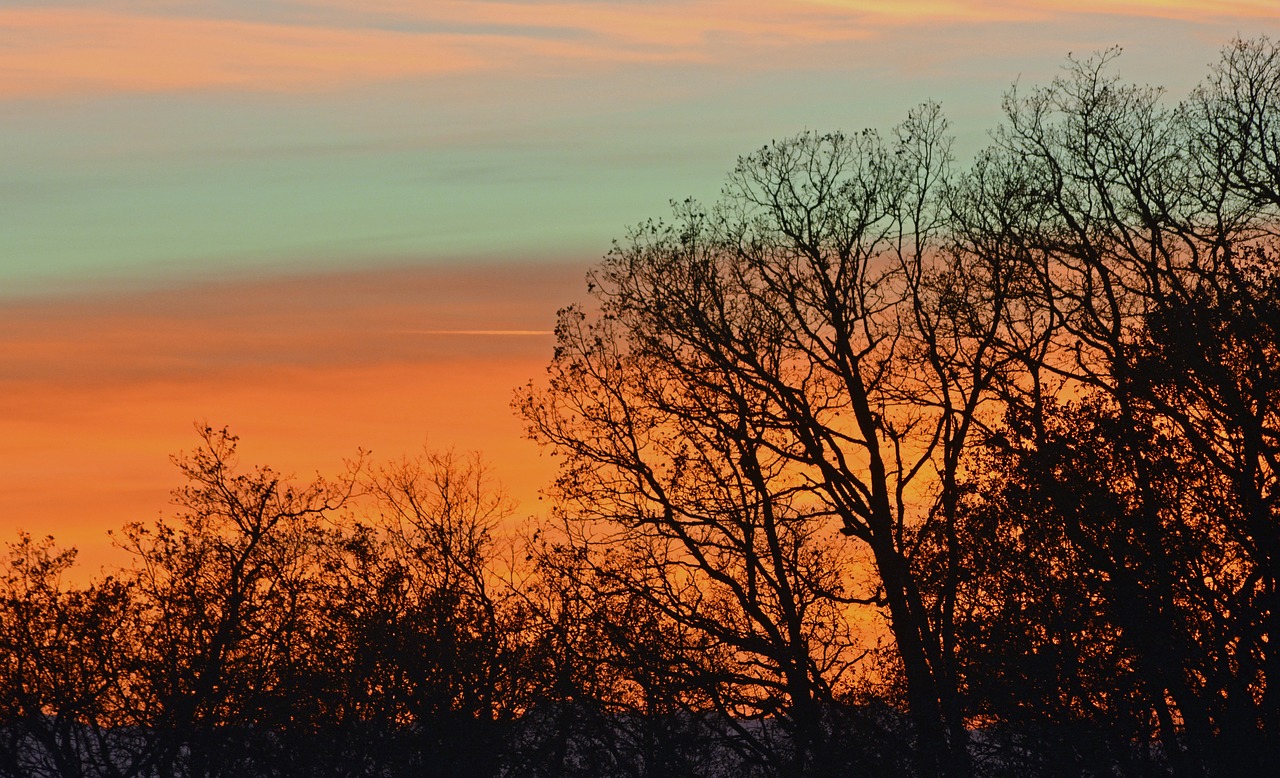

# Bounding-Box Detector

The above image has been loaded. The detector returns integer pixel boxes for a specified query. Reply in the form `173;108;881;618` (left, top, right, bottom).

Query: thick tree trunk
871;536;969;778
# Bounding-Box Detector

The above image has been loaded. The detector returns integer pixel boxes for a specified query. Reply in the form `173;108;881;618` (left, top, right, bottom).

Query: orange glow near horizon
0;263;585;577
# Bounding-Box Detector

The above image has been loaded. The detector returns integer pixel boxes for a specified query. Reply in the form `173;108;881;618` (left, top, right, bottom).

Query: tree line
4;38;1280;777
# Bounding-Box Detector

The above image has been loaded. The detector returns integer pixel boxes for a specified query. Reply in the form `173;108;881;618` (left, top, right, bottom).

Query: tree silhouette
0;534;139;778
112;426;353;778
519;103;1029;778
941;38;1280;777
313;450;525;777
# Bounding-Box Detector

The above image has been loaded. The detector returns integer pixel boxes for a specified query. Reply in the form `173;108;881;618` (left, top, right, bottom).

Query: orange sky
0;262;585;574
4;0;1279;577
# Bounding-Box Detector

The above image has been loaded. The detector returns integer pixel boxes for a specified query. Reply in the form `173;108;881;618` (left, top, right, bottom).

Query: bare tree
520;103;1026;777
115;426;353;778
946;39;1280;776
0;534;139;778
333;449;522;777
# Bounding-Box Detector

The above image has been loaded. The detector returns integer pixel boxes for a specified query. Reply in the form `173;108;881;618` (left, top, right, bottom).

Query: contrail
394;329;554;336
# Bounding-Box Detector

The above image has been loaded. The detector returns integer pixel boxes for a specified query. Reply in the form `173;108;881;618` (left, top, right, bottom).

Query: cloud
402;330;556;335
0;6;671;99
0;261;581;572
806;0;1279;23
0;261;582;385
0;8;476;99
3;1;1275;99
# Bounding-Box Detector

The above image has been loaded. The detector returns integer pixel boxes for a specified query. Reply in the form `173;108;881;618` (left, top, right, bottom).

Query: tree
312;449;525;777
0;534;139;778
944;38;1280;776
115;426;352;778
951;399;1233;777
522;39;1280;776
520;103;1025;778
511;526;787;778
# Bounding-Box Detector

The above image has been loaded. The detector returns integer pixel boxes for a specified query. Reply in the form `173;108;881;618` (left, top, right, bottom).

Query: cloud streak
0;8;488;99
10;0;1272;99
401;330;555;336
0;261;582;571
0;262;581;385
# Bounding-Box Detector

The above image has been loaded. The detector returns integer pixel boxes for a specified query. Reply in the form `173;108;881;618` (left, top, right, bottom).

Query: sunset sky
3;0;1279;572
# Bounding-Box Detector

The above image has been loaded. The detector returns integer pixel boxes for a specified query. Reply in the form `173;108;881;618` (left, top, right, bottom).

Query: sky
3;0;1279;573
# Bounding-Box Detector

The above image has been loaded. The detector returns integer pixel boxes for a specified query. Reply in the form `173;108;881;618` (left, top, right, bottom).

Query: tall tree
947;38;1280;776
520;104;1024;777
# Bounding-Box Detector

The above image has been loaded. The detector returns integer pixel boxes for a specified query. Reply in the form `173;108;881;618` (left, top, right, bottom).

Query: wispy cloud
0;8;483;99
0;3;781;99
400;330;555;336
0;262;580;385
806;0;1279;23
3;1;1274;99
0;261;578;566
